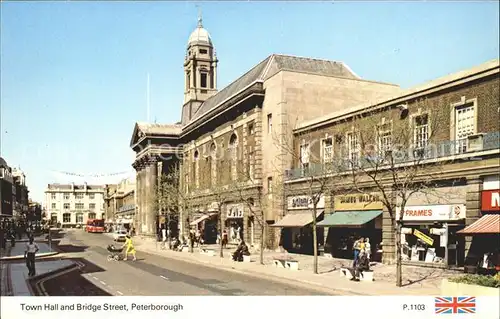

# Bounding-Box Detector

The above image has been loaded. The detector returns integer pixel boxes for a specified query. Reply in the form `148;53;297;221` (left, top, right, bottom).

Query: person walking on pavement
364;238;371;262
122;235;136;261
352;237;363;267
25;236;39;277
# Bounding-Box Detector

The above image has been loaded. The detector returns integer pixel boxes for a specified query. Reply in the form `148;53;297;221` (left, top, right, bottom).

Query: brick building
129;17;400;247
104;178;136;229
282;59;499;266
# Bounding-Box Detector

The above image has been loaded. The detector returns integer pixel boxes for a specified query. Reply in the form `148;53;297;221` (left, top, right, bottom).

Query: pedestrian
25;236;39;277
122;235;136;261
364;238;371;261
222;229;228;249
352;237;362;267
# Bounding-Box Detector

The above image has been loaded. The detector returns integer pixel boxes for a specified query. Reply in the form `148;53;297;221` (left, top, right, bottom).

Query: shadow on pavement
56;244;90;253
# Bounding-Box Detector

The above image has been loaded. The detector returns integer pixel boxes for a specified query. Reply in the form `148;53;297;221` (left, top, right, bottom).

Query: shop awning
271;210;323;227
189;213;217;226
457;214;500;234
317;210;383;227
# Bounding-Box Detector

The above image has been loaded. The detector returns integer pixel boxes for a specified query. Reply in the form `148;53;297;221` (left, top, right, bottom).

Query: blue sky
1;1;499;202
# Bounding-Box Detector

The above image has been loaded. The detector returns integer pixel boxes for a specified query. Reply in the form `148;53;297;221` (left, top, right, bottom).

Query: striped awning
458;214;500;234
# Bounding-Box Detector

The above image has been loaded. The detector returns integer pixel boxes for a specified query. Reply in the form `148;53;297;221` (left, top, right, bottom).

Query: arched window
193;150;199;188
229;134;238;180
209;143;217;186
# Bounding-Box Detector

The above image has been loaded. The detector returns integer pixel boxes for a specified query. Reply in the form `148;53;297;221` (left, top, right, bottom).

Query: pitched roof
186;54;360;127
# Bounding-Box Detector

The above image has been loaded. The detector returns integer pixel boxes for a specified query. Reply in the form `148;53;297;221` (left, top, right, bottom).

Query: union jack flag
435;297;476;314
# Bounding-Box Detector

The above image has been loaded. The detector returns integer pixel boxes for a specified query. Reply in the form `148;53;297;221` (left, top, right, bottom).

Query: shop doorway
225;219;243;244
280;226;324;255
325;228;382;261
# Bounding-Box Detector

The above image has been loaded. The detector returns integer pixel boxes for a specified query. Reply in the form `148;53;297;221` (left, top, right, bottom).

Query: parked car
113;229;128;242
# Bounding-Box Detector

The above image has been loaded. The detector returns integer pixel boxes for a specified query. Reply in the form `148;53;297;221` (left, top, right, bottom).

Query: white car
113;230;128;242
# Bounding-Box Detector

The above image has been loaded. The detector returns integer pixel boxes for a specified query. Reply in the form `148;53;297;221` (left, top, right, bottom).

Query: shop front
318;193;383;261
458;176;499;273
398;204;466;267
272;194;324;255
225;203;244;244
189;203;218;244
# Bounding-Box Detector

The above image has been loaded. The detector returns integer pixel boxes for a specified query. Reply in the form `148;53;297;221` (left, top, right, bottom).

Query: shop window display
401;226;446;264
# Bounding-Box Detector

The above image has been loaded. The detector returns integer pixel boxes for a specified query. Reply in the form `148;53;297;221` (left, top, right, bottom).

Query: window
267;114;272;134
229;134;238;181
300;142;310;171
89;203;96;210
377;122;392;159
248;122;255;135
210;143;217;187
267;177;273;195
199;49;207;54
200;73;207;88
346;132;359;168
89;194;95;199
414;114;429;156
75;193;84;199
88;213;96;219
63;213;71;223
51;203;56;209
76;213;83;224
75;203;84;210
185;173;189;193
186;71;191;90
193;150;199;188
455;103;475;153
51;193;56;200
63;203;70;210
322;137;333;163
63;194;70;200
247;147;255;180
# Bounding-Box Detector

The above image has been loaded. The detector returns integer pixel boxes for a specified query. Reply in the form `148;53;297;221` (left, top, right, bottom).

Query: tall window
247;147;255;180
63;213;71;223
51;193;56;200
75;203;84;210
322;137;333;163
193;150;199;188
414;114;429;156
229;134;238;181
300;142;310;171
51;203;56;209
267;177;273;197
88;213;96;220
455;103;475;153
377;122;392;159
64;193;70;200
200;73;207;88
184;173;189;193
63;203;70;210
267;114;272;134
89;203;96;210
76;213;83;224
186;71;191;91
89;194;95;199
210;143;217;187
248;122;255;135
346;132;359;168
75;193;84;199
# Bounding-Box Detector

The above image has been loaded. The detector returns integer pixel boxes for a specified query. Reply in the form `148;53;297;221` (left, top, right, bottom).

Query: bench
340;267;374;282
200;248;216;257
273;258;299;271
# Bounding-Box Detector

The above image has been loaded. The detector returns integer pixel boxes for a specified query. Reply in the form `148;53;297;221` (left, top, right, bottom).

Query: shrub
449;274;500;288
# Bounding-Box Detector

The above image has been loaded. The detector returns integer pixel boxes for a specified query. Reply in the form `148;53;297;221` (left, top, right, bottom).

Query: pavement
131;236;457;296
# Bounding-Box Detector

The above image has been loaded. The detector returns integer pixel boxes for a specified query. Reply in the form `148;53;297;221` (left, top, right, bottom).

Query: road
51;229;332;296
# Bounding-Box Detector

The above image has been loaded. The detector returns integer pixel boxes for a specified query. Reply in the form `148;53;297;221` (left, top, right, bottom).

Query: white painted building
44;182;105;227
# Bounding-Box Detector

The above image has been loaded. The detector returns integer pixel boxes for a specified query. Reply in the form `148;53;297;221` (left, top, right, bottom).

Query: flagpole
147;73;151;122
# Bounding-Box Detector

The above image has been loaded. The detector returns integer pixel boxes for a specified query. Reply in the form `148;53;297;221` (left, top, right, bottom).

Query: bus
86;219;105;233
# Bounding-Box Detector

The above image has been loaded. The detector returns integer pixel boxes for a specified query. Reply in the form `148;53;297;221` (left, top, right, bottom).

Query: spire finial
197;6;203;28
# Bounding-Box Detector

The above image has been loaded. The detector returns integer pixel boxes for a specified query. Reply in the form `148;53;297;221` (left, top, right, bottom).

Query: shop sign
287;195;324;210
483;175;500;191
481;190;500;212
413;229;434;246
334;193;383;211
226;205;244;218
397;204;466;221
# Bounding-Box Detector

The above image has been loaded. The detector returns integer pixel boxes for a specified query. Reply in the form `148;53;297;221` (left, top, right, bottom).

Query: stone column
140;163;147;235
464;176;482;262
144;156;158;237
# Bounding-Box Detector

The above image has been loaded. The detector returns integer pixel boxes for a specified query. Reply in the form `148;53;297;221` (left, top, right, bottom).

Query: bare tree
273;129;343;274
343;97;449;286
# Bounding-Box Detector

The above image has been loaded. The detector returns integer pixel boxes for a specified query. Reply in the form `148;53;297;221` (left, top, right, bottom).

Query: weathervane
196;5;203;27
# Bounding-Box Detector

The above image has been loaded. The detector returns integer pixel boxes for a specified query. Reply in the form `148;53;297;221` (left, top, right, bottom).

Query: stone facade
129;18;402;247
284;59;500;264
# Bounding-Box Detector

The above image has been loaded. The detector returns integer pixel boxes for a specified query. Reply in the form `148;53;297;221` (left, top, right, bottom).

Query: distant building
104;178;135;226
44;182;105;227
28;200;42;222
0;157;13;218
12;168;29;220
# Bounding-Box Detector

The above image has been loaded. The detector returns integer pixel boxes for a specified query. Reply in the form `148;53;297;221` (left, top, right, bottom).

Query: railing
285;132;500;181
